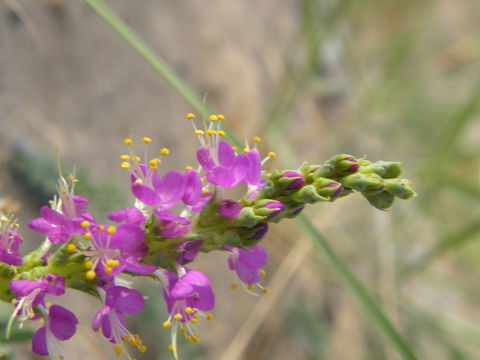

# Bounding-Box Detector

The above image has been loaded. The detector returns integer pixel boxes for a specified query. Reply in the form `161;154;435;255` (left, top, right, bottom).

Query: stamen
186;113;196;120
120;162;131;170
85;271;96;280
218;130;225;137
173;313;183;321
209;115;218;122
66;244;77;253
230;284;238;291
184;166;193;170
84;261;93;269
217;114;225;120
163;321;172;329
80;221;91;229
259;269;266;277
83;233;92;240
268;151;276;158
160;148;170;156
253;136;261;143
195;130;205;136
123;138;132;145
107;226;117;235
120;154;130;161
142;137;152;144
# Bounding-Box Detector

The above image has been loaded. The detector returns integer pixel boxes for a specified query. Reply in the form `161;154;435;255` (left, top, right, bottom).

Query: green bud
384;179;417;199
363;161;402;179
318;154;359;178
341;172;384;193
291;184;329;204
301;165;322;184
363;191;395;211
237;207;263;228
269;170;305;191
313;178;344;199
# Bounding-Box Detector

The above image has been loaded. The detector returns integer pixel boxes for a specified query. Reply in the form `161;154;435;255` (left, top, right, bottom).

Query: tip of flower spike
85;271;96;280
123;138;132;145
160;148;170;156
142;137;152;144
186;113;196;120
66;244;77;253
209;115;218;122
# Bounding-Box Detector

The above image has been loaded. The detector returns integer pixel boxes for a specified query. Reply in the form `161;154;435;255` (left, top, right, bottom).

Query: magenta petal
9;280;43;297
182;270;211;287
218;200;242;218
92;306;110;331
187;285;215;311
111;225;145;253
238;246;268;268
233;154;250;184
108;208;146;226
235;264;262;285
170;279;195;299
182;170;202;206
156;171;184;208
47;227;69;244
245;149;261;185
197;147;216;171
132;182;161;206
40;206;68;226
48;305;78;341
218;141;235;167
73;196;89;214
32;327;48;356
28;218;52;234
206;167;235;188
106;286;145;315
124;259;157;274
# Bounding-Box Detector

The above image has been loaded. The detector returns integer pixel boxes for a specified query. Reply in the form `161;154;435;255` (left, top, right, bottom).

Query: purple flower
108;207;146;227
9;274;65;325
154;210;191;238
131;165;184;209
197;141;250;188
218;200;243;218
177;241;203;265
243;149;266;195
28;199;94;244
162;269;215;323
92;286;145;355
84;224;155;278
0;228;22;266
31;305;78;358
227;246;268;285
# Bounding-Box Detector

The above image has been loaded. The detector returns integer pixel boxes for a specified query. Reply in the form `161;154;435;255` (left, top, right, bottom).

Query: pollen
217;114;225;120
190;317;198;324
218;130;226;137
195;130;205;136
97;226;105;232
104;267;113;275
162;321;172;329
206;129;216;136
180;328;187;335
185;166;193;170
120;154;130;161
202;189;210;195
138;346;147;353
66;244;77;253
184;307;194;315
83;233;92;241
186;113;196;120
173;313;183;321
149;158;161;167
184;336;192;342
120;162;131;170
142;137;152;144
85;271;96;280
253;136;262;143
160;148;170;156
231;146;238;152
114;344;123;357
84;261;93;269
243;148;250;153
192;335;200;344
230;284;238;291
81;220;90;228
209;115;218;122
134;156;141;162
206;314;213;321
259;269;266;277
268;151;276;158
107;226;117;235
247;285;254;290
263;287;270;294
168;344;174;352
123;138;132;145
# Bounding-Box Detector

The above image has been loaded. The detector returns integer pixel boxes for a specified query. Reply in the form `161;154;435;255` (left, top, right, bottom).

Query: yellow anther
168;344;174;352
218;130;226;137
97;226;105;232
150;165;158;171
111;260;120;268
66;244;77;253
243;148;250;153
83;233;92;241
80;221;90;229
185;166;193;171
134;156;141;162
123;138;132;145
263;287;270;294
104;267;113;275
268;151;276;158
202;189;210;195
253;136;262;143
106;259;116;267
122;335;130;342
85;271;96;280
195;130;205;136
217;114;225;120
138;346;147;353
206;129;216;136
190;318;198;324
184;307;194;315
120;154;130;161
160;148;170;156
206;314;213;321
107;226;117;235
114;344;123;357
149;158;161;167
231;146;238;152
192;335;200;344
247;285;254;290
133;334;141;342
120;162;131;170
209;115;218;122
142;137;152;144
184;336;192;343
180;328;187;335
230;284;238;291
72;179;79;184
162;321;172;329
186;113;196;120
259;269;266;277
173;313;183;321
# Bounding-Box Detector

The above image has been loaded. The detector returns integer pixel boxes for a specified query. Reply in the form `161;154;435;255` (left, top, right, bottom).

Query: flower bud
284;205;305;218
291;185;329;204
301;165;321;184
363;191;395;211
218;200;243;219
341;173;384;193
365;161;402;179
318;154;359;178
237;207;263;228
241;223;269;246
384;179;416;199
273;171;305;191
313;178;344;199
253;200;285;219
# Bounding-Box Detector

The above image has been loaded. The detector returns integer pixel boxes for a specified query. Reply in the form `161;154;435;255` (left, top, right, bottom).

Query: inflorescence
0;113;416;360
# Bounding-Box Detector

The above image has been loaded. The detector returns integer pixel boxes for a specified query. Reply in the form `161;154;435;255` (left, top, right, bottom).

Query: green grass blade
84;1;418;359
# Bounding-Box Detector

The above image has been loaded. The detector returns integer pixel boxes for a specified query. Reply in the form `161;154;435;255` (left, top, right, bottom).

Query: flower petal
28;218;52;234
238;246;268;268
108;208;146;226
187;285;215;311
111;224;145;253
106;286;145;315
245;149;261;185
197;147;215;171
155;171;184;208
48;305;78;341
31;326;48;356
40;206;68;226
218;141;235;167
9;280;43;297
132;182;161;206
182;170;202;206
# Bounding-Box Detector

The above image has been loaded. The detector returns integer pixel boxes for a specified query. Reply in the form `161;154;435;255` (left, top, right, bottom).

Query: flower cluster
0;113;416;359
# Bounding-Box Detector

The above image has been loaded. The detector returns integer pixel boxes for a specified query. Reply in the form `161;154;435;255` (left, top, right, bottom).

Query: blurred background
0;0;479;359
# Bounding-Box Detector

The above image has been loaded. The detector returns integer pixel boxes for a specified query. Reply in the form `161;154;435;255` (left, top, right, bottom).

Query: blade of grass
84;1;417;359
